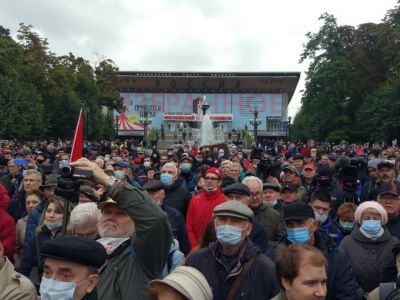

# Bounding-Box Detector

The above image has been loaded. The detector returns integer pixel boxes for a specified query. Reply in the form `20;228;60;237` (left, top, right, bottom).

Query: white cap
148;266;212;300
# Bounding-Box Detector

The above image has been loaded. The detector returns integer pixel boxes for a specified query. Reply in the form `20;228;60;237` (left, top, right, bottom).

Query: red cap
205;167;223;179
303;163;315;170
133;157;142;165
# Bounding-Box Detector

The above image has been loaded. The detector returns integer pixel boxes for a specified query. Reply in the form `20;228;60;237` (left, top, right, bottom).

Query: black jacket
163;180;192;219
278;231;360;300
387;215;400;240
162;204;190;255
249;219;269;254
186;239;279;300
6;190;26;222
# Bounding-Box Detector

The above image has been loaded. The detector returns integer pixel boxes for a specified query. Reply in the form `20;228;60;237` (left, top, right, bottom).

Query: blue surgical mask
45;221;63;232
40;277;75;300
339;221;354;232
181;163;191;173
160;173;173;186
59;159;69;169
287;227;310;244
361;219;382;235
216;225;244;246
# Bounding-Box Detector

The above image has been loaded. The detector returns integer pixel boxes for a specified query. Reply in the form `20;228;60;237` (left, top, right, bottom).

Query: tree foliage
293;5;400;143
0;23;122;140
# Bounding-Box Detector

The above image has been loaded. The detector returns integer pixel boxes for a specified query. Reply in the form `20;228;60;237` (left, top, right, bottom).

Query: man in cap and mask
276;203;360;300
70;158;172;300
39;236;107;300
186;200;280;300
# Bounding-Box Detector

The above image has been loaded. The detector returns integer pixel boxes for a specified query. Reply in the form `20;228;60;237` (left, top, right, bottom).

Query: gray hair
24;169;43;183
161;162;178;175
242;176;263;191
69;202;100;228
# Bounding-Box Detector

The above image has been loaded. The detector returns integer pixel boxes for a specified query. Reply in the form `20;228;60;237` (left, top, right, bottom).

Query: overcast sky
1;0;397;117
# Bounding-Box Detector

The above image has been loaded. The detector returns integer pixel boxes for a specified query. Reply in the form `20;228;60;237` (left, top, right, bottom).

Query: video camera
256;157;281;182
56;164;93;203
336;156;367;203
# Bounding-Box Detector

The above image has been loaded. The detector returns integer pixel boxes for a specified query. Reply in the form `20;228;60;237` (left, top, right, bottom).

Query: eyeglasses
250;192;261;198
204;176;219;181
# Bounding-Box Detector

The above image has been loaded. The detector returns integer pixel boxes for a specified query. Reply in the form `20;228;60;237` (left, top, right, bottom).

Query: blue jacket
162;204;190;255
180;171;198;192
24;199;47;246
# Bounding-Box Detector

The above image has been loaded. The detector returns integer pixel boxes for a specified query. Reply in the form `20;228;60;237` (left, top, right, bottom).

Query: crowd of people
1;138;400;299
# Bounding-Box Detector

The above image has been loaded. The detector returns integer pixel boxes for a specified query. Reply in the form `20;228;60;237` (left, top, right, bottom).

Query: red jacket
186;188;227;249
0;183;16;262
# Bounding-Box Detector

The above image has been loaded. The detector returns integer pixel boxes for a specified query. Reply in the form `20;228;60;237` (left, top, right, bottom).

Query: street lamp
115;114;119;138
249;107;262;143
288;116;292;141
139;109;152;147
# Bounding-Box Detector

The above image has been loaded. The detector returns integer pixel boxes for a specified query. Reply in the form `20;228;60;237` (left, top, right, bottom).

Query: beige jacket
0;256;37;300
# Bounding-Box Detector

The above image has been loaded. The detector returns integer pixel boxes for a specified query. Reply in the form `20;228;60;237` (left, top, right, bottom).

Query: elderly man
277;203;360;300
68;202;100;240
242;176;285;248
79;185;99;204
368;161;400;200
39;236;107;300
186;200;280;300
186;167;227;249
161;162;192;218
70;158;172;300
377;183;400;239
7;169;43;222
143;180;190;255
0;241;36;300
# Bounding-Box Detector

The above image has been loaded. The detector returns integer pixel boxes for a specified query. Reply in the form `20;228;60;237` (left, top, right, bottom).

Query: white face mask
314;211;328;224
264;200;277;207
97;237;130;255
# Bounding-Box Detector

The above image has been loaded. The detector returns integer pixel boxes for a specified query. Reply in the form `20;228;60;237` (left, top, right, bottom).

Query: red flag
70;109;84;162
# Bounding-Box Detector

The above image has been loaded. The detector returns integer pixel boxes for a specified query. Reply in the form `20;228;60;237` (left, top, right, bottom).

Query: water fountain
198;96;223;146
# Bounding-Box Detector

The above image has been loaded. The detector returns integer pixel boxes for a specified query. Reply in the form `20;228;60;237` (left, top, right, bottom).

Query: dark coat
387;215;400;240
162;204;190;255
6;190;26;222
186;239;280;300
163;180;192;218
253;203;285;247
0;184;15;262
339;226;398;293
278;231;360;300
249;219;269;254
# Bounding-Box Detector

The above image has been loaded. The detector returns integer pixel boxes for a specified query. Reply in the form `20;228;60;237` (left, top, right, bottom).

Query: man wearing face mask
277;203;360;300
315;166;344;218
186;200;280;300
186;167;227;249
310;189;334;236
179;157;198;192
39;236;107;300
161;162;192;218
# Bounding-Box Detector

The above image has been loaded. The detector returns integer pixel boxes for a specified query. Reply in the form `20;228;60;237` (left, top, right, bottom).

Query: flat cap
263;182;280;192
377;182;399;198
114;161;128;168
180;156;193;163
378;160;395;169
214;200;254;221
283;203;315;221
42;174;59;187
283;165;298;174
40;236;107;269
97;197;118;210
142;179;164;191
281;183;297;192
222;183;251;197
79;185;99;202
293;154;303;160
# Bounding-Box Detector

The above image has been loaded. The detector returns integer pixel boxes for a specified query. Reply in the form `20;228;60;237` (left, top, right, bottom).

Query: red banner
70;109;83;162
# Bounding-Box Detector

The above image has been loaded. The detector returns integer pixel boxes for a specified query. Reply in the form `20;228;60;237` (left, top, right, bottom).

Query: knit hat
354;201;388;225
148;266;212;300
205;167;223;180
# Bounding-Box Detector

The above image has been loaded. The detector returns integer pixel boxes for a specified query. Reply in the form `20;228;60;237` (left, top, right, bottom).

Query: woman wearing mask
19;196;67;286
339;201;398;295
333;202;357;246
14;190;43;268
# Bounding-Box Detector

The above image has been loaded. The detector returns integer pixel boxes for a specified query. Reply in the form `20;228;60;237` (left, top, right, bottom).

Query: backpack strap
167;250;177;273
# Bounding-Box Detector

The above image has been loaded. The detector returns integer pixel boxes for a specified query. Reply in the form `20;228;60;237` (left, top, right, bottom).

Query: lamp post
249;107;262;143
288;116;292;141
139;109;152;147
115;114;119;138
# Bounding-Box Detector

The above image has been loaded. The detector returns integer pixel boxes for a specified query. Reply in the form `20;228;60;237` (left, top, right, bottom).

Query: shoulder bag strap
226;256;257;300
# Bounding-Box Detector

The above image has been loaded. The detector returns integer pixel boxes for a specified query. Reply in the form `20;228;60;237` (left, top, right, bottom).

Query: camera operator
69;158;172;300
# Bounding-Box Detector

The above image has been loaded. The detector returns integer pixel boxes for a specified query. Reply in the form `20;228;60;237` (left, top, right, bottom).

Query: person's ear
244;223;253;237
282;277;291;291
0;242;4;257
85;274;99;294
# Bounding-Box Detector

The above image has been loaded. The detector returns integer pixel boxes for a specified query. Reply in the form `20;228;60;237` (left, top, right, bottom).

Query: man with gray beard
70;158;172;300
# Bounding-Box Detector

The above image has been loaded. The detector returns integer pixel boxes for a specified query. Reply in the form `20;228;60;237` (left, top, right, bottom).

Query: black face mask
318;179;331;188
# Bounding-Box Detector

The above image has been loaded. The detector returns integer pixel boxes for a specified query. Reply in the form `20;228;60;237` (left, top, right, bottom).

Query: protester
70;158;172;300
0;241;36;300
148;266;212;300
79;185;99;204
376;183;400;239
186;200;280;299
39;236;107;300
262;182;281;210
68;202;100;239
339;201;398;294
309;189;334;235
332;202;357;246
272;244;327;300
0;182;15;263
